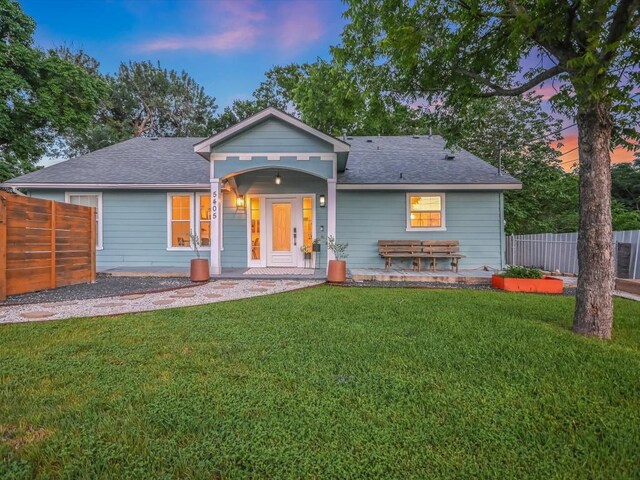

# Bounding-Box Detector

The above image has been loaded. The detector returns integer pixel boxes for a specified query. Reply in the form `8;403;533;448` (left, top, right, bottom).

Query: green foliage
612;159;640;211
0;287;639;477
63;60;218;156
612;199;640;230
326;235;349;260
215;61;428;136
0;0;107;181
428;94;582;234
500;265;544;279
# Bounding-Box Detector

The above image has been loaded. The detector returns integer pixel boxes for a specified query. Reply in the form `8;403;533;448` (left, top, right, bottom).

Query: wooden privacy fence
505;230;640;279
0;192;96;301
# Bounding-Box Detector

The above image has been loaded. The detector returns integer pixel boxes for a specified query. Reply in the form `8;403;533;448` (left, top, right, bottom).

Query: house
2;108;521;275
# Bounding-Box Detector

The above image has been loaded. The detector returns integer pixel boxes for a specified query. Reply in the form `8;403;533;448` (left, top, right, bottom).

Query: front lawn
1;286;639;479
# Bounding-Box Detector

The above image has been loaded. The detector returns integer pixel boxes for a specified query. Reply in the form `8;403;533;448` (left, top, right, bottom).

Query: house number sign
211;191;218;220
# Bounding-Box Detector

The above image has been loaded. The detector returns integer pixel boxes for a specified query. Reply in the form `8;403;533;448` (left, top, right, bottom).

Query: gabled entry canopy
193;107;351;171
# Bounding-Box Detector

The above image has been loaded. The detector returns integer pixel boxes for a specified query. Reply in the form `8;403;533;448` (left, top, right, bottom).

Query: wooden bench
378;240;466;273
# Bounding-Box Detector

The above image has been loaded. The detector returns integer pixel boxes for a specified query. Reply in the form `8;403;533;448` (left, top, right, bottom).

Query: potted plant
312;238;321;253
300;244;312;260
326;235;348;283
491;265;563;294
189;231;209;282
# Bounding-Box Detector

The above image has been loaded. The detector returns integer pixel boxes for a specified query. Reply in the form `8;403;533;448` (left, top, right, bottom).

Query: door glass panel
251;198;260;260
302;197;313;250
199;195;211;246
272;203;291;252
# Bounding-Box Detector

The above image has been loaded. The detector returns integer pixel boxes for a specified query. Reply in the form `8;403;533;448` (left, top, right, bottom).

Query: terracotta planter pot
190;258;210;282
327;260;346;283
491;275;563;294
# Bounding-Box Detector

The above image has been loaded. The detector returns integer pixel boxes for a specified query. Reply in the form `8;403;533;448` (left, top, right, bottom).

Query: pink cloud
276;1;324;51
139;0;324;54
141;27;261;53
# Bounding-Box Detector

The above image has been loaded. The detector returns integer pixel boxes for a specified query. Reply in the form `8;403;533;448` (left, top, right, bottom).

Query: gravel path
0;280;323;325
1;275;193;305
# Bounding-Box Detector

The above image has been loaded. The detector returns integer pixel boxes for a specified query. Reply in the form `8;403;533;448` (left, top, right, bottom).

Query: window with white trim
406;193;445;230
65;192;103;249
169;194;192;248
196;193;211;248
167;193;214;250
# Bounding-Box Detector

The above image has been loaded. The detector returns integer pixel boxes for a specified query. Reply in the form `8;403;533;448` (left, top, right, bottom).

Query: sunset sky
21;0;637;169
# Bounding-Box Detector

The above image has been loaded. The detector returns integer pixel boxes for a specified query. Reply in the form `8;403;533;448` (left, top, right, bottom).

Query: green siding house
3;108;521;275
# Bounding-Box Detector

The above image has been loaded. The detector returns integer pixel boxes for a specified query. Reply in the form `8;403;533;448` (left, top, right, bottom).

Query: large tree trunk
573;101;614;339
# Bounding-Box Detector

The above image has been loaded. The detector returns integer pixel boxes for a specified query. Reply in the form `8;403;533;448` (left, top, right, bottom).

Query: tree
217;62;428;136
340;0;640;339
611;159;640;211
0;0;107;181
429;94;580;234
65;61;218;156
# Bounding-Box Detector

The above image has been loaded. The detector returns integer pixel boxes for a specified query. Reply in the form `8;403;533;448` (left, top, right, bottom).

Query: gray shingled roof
339;135;520;185
5;135;520;186
6;137;209;185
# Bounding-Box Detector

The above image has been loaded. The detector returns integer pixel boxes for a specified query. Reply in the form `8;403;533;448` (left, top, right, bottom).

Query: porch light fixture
236;194;245;209
275;171;282;185
319;195;326;208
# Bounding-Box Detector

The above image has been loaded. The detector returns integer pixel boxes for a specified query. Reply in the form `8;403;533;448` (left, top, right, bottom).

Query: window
250;197;260;260
302;196;313;250
65;192;103;249
169;194;192;248
167;193;214;250
197;194;211;247
407;193;445;230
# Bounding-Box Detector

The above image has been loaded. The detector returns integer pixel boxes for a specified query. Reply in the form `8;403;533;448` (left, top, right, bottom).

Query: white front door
266;198;298;267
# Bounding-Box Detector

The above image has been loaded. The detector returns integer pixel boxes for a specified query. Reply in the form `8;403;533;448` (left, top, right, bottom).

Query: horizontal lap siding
221;193;247;268
30;190;195;270
337;191;504;269
214;118;333;153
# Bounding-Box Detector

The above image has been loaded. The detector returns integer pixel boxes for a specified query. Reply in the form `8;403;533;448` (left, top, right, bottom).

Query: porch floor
100;266;327;280
218;268;327;280
349;268;495;284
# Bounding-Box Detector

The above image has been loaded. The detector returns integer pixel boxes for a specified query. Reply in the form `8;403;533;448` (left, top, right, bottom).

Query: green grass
1;286;639;479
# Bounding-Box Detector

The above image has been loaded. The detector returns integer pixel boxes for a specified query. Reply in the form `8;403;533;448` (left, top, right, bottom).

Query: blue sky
21;0;347;108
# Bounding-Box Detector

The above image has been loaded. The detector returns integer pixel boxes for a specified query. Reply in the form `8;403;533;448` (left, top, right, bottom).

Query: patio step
350;269;491;284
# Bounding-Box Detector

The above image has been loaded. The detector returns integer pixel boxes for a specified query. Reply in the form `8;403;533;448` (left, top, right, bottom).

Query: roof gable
193;107;350;156
213;118;335;154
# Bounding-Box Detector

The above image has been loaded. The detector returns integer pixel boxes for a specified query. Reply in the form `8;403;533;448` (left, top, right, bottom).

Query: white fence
505;230;640;279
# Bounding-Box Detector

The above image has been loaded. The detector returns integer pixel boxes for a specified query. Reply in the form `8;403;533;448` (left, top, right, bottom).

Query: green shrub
499;265;544;279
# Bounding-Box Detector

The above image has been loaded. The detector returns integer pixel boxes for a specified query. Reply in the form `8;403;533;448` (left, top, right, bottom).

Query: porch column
210;178;222;275
327;178;337;266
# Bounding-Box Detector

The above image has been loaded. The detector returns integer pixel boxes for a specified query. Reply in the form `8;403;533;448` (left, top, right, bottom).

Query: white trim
246;195;265;268
196;192;213;252
337;183;522;190
210;180;222;275
6;183;210;190
194;107;350;154
64;192;103;250
406;193;447;232
166;193;195;251
245;194;316;268
327;179;337;265
211;152;336;161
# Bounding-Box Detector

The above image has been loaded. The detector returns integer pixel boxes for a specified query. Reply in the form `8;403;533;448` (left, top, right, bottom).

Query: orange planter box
491;275;564;294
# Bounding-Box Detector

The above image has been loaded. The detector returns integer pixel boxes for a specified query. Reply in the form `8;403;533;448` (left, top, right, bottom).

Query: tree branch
456;64;565;97
455;0;515;19
605;0;640;49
